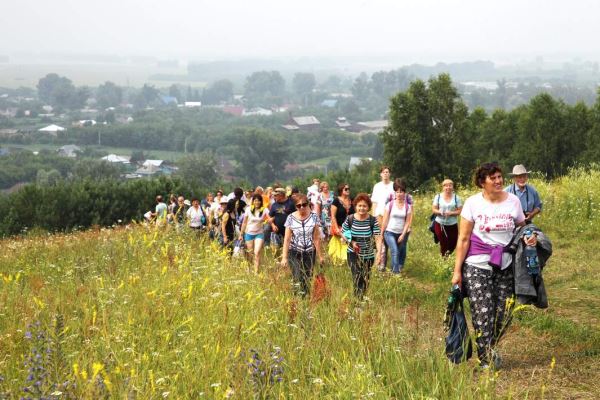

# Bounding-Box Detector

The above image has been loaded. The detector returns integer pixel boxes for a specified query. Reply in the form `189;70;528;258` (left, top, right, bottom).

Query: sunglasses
296;202;309;209
343;187;350;191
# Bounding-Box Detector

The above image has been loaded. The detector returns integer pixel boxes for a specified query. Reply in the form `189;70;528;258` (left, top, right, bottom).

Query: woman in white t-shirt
239;194;270;273
452;162;537;369
381;180;412;274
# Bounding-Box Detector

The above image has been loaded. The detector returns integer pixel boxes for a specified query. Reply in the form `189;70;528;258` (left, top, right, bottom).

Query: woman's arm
313;221;323;263
452;219;474;287
330;203;340;236
281;226;293;266
381;207;391;232
221;213;229;242
239;213;248;239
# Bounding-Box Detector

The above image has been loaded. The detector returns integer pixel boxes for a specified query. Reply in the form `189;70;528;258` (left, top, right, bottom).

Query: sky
1;0;599;63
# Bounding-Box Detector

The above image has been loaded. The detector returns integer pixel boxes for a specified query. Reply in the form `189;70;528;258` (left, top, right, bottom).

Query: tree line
381;74;600;186
0;176;207;237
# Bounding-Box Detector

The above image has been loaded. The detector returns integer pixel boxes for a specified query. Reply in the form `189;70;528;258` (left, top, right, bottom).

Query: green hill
0;169;599;398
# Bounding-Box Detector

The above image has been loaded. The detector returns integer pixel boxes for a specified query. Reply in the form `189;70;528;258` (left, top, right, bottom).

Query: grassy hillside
0;168;599;399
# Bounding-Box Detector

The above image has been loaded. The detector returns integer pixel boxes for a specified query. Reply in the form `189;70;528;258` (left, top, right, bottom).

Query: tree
37;73;87;109
134;84;160;109
176;152;218;189
168;84;183;103
244;71;285;106
202;79;234;104
96;81;123;109
232;128;289;184
292;72;316;106
351;72;370;101
381;74;469;185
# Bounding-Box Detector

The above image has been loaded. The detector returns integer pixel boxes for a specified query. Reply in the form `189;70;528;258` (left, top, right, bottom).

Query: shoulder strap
369;215;375;234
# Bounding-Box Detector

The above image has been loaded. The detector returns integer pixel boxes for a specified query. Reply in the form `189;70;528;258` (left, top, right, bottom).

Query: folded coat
507;223;553;308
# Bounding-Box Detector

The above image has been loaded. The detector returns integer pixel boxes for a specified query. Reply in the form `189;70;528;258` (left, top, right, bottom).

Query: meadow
0;167;599;399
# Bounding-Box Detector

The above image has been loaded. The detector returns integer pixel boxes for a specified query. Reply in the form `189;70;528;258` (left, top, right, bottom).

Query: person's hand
318;254;324;265
223;237;229;244
271;224;279;233
524;233;538;246
451;271;462;287
280;257;288;268
397;233;405;244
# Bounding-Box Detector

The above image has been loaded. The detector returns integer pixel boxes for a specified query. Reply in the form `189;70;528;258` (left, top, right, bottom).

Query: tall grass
1;166;599;398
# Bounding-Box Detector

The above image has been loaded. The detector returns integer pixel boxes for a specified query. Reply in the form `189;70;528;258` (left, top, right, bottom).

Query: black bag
444;287;473;364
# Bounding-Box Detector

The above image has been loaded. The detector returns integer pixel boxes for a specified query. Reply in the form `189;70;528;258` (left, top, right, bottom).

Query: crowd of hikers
146;162;549;370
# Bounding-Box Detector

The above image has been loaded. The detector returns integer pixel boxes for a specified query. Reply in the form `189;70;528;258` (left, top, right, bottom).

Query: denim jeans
383;230;410;273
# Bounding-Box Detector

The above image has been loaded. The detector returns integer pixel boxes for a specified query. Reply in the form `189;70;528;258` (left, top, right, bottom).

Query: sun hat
510;164;531;176
219;197;229;203
183;199;191;206
274;188;286;195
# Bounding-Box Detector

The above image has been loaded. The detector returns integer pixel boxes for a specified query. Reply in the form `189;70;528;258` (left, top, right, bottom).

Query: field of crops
1;168;599;399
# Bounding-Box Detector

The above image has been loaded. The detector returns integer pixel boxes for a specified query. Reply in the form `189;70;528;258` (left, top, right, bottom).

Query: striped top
342;215;381;259
285;212;319;253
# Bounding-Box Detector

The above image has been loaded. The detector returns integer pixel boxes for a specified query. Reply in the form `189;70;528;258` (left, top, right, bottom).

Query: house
184;101;202;108
222;105;245;117
57;145;81;158
0;147;10;157
74;119;97;127
0;128;19;138
284;115;321;131
243;107;272;117
349;157;373;170
321;99;338;108
135;164;163;176
160;95;178;105
349;120;388;135
38;124;66;136
101;154;131;164
142;160;176;174
335;117;352;129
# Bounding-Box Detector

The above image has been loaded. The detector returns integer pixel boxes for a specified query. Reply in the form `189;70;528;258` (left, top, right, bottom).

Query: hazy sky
2;0;598;63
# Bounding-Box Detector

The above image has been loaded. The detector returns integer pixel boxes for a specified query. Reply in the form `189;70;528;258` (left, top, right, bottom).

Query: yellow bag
328;235;347;262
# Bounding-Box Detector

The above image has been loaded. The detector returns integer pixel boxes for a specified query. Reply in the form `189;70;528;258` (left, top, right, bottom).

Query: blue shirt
504;183;542;214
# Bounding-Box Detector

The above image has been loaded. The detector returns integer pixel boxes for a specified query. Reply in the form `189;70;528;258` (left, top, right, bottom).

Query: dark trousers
434;222;458;256
288;249;315;298
347;251;374;299
463;263;514;364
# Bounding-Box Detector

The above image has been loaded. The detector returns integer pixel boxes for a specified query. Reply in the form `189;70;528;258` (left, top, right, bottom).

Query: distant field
5;143;186;162
0;63;206;89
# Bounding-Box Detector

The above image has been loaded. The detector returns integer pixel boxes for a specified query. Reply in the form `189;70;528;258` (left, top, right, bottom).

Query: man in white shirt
371;166;394;271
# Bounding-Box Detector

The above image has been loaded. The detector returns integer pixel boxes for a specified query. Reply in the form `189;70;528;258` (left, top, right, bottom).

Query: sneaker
377;265;386;273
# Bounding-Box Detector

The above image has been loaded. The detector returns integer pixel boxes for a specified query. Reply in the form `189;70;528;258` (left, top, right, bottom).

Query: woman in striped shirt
281;194;324;297
341;193;382;299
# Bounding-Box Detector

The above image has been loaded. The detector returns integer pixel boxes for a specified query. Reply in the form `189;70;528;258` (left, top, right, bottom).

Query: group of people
148;162;544;370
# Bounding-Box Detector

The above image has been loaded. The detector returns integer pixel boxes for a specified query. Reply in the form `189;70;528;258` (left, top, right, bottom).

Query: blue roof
160;95;178;105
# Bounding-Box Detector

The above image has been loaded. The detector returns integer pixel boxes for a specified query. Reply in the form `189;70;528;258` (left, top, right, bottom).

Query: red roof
222;106;244;117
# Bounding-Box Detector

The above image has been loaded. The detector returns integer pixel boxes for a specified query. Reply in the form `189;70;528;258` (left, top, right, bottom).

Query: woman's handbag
444;285;473;364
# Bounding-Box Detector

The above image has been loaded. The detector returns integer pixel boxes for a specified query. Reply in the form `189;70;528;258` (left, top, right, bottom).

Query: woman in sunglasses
281;193;324;297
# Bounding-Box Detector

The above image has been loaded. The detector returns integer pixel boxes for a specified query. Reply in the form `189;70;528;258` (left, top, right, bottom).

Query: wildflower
312;378;324;385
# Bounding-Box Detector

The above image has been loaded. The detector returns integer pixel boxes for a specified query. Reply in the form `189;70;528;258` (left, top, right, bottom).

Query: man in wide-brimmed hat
505;164;543;224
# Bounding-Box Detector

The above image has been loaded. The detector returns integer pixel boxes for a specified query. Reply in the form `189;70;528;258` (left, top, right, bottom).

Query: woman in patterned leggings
452;163;538;369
